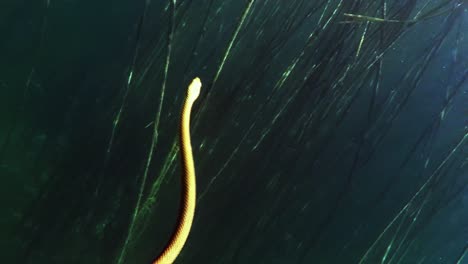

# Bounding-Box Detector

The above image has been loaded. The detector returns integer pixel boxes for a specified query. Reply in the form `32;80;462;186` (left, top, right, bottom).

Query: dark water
1;1;467;263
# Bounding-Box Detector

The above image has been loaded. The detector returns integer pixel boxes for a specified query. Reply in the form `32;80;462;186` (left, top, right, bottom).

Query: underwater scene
1;0;467;263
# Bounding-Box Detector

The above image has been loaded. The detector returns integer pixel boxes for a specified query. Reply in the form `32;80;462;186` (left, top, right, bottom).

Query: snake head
187;77;202;102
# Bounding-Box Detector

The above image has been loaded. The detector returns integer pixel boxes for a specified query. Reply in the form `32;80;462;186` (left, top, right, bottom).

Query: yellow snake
153;77;201;264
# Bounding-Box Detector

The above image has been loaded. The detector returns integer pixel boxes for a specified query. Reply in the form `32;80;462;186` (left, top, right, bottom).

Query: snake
153;77;201;264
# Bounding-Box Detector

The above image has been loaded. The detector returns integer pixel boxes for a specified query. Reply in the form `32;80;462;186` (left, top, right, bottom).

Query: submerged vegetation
0;0;467;263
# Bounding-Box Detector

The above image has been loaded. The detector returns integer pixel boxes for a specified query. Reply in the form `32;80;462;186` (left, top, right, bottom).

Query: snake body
153;78;201;264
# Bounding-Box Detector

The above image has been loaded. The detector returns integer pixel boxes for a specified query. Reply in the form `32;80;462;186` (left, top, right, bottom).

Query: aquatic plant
1;0;466;263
